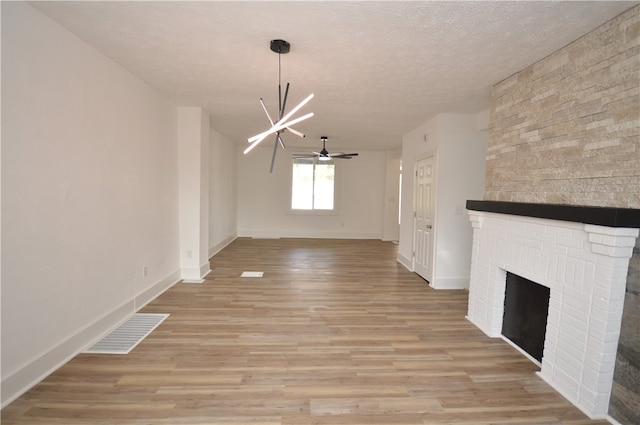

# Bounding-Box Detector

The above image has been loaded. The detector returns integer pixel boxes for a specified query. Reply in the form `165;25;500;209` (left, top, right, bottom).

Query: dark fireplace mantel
466;200;640;228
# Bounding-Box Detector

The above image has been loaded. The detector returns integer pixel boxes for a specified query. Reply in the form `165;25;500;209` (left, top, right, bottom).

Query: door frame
412;150;438;283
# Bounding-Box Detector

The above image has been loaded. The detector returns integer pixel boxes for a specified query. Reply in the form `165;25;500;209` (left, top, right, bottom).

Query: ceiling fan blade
277;134;286;149
333;153;359;158
286;126;305;138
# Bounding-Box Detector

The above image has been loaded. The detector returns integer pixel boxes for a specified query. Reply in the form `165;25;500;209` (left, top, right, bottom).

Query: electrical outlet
142;266;148;277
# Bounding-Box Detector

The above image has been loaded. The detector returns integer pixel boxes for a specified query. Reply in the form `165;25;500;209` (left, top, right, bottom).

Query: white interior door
413;155;434;282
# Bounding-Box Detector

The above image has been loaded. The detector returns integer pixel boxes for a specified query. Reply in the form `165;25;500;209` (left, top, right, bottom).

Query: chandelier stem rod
278;53;282;117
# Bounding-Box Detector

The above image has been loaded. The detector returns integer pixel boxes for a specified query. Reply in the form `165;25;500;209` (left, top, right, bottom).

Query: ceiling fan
295;137;359;161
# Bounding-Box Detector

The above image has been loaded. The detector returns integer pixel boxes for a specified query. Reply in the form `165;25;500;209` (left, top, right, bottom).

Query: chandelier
244;39;314;172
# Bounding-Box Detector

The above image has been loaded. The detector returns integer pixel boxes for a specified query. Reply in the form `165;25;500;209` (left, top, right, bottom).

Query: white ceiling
30;1;637;153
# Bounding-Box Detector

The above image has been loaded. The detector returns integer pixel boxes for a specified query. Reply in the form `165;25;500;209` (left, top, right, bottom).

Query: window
291;157;335;211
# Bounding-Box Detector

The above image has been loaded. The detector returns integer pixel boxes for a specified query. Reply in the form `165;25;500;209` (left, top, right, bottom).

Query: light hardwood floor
2;238;610;424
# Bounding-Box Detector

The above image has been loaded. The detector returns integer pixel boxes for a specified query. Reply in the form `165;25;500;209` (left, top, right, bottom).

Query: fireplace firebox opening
501;272;550;363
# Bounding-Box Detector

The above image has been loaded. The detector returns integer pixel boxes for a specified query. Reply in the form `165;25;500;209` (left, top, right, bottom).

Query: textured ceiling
30;1;637;153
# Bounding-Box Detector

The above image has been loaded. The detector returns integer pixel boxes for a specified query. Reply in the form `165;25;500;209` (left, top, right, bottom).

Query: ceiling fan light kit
245;39;314;172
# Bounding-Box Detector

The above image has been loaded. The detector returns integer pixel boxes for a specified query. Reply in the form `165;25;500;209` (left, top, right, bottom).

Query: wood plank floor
2;238;610;424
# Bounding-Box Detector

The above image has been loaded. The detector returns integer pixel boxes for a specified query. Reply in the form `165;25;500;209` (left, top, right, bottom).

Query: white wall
382;150;402;242
237;145;387;239
399;113;488;288
178;107;210;281
209;128;238;256
1;3;180;405
432;114;488;287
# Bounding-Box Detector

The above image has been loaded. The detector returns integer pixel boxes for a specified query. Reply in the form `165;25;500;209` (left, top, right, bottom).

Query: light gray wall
209;128;238;256
0;2;236;406
236;145;389;239
399;113;489;288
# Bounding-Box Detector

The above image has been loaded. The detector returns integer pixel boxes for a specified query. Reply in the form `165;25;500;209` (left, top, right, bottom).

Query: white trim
537;371;606;420
135;269;181;310
208;235;237;258
238;230;382;239
180;262;210;282
287;153;340;216
397;252;413;271
430;277;469;289
606;415;624;425
1;269;182;408
411;150;438;284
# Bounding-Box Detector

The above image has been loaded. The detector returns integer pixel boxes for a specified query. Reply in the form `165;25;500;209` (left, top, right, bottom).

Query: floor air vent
84;313;169;354
241;271;263;277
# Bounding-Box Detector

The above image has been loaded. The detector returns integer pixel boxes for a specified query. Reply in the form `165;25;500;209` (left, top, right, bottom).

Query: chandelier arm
277;134;286;149
247;93;314;143
270;136;279;173
244;112;313;154
285;127;305;138
259;98;275;125
278;84;282;119
280;82;290;119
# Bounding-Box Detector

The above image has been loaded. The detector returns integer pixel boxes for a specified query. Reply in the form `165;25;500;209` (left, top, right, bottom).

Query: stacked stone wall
485;6;639;208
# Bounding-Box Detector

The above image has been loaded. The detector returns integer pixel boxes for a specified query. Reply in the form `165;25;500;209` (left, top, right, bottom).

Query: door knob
426;225;432;229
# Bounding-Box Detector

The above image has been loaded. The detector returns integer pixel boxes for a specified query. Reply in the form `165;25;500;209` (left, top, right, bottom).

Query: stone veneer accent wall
485;5;639;209
482;5;639;424
609;237;640;424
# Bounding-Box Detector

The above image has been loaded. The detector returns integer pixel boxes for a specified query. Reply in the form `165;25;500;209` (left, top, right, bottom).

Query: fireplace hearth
466;200;639;419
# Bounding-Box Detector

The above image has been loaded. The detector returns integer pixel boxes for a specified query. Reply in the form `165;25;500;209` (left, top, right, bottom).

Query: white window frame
288;153;339;215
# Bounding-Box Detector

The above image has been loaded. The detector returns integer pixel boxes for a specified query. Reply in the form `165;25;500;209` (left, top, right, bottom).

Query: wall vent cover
84;313;169;354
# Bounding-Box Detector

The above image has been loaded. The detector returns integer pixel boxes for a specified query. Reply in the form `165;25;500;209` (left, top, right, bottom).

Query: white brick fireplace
466;202;639;419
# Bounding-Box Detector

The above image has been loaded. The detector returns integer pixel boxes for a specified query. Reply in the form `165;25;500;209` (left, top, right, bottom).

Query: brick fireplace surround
466;201;640;420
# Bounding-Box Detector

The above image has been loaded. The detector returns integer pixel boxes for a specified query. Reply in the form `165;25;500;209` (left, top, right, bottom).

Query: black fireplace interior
502;272;550;362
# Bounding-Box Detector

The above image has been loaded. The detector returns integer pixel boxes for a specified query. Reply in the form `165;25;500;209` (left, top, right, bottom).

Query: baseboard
429;277;469;290
134;269;181;309
238;230;382;239
1;300;134;408
537;371;607;421
1;269;181;408
607;415;623;425
180;259;209;281
397;252;413;271
465;315;501;338
208;235;237;258
200;262;211;279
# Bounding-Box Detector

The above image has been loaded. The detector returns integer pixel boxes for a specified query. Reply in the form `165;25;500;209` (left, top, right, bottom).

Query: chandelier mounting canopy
270;39;290;54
